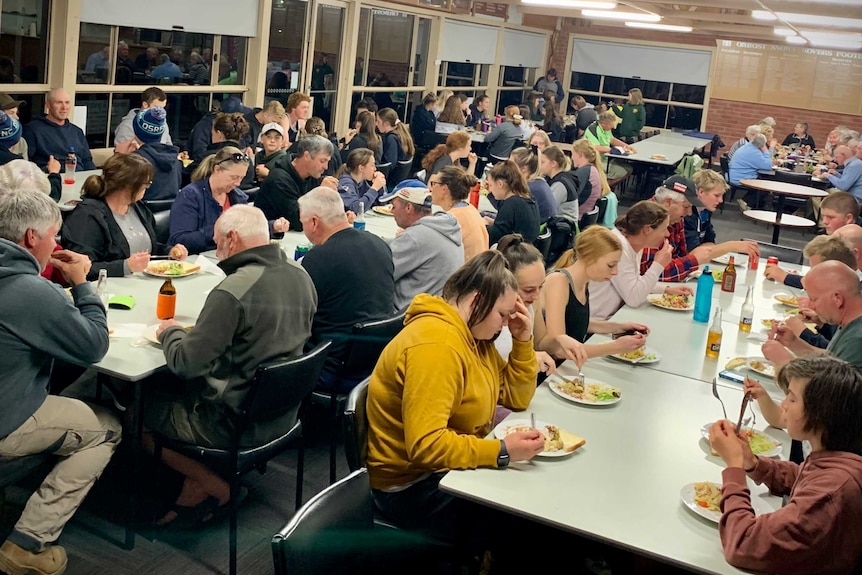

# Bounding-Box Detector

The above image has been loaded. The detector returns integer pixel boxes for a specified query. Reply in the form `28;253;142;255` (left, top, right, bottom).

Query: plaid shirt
639;219;700;282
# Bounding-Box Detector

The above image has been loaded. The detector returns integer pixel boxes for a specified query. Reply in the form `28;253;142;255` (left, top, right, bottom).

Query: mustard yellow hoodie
367;293;537;490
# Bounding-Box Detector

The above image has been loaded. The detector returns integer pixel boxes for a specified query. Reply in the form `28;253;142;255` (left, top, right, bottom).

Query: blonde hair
528;130;551;149
541;145;571;172
191;145;246;182
691;169;728;193
803;235;857;268
304;116;327;137
571;139;610;196
504;105;522;126
510;147;541;181
628;88;644;105
554;225;622;269
262;100;286;121
437;96;466;125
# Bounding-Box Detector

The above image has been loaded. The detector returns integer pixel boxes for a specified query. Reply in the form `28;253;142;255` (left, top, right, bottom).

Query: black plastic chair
152;341;332;575
153;210;171;246
1;455;52;515
742;238;804;265
533;226;552;266
388;159;414;188
312;312;406;484
719;155;743;213
243;186;260;204
271;468;375;575
595;196;609;225
343;377;371;473
144;199;174;213
577;205;600;230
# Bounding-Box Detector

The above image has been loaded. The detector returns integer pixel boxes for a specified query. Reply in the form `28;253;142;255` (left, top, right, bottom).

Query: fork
578;368;586;386
711;378;728;420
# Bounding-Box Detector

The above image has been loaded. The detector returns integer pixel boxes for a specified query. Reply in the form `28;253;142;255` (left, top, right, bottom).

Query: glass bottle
353;201;366;231
721;256;737;293
739;286;754;332
96;268;109;306
705;307;723;358
156;278;176;320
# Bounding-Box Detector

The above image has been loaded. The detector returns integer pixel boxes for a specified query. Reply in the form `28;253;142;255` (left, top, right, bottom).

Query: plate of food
647;294;694;311
547;374;621;406
681;481;773;523
761;317;816;332
143;261;201;278
700;424;782;458
747;356;775;378
493;419;585;457
650;153;667;160
608;346;660;364
144;323;194;345
710;254;746;266
773;293;799;308
725;356;747;370
372;205;394;216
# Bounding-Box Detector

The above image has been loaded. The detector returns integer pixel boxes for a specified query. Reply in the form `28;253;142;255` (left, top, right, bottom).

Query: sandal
156;496;220;528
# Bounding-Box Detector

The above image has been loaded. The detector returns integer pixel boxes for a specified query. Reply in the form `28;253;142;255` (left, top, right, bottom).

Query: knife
735;392;752;434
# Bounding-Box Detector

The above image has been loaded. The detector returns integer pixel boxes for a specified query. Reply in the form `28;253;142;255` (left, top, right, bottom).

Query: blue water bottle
693;266;714;323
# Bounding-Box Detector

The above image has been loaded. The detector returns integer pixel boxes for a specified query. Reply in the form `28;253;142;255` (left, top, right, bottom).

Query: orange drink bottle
156;278;176;320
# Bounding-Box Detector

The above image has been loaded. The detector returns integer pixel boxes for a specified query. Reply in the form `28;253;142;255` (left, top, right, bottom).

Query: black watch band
497;439;510;468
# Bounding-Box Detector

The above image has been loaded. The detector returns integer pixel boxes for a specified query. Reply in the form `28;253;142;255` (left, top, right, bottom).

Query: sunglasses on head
218;153;250;165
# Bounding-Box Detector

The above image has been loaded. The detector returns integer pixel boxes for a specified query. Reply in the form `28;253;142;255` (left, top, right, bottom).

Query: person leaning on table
366;252;546;550
708;355;862;575
61;153;189;280
582;111;635;181
144;205;317;527
0;187;120;575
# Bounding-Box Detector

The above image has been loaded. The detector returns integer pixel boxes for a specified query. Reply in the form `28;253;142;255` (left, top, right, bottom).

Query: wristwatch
497;439;510;468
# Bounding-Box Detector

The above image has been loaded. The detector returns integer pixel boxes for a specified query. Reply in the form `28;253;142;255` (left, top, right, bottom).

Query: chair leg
295;436;305;511
329;393;338;485
229;478;238;575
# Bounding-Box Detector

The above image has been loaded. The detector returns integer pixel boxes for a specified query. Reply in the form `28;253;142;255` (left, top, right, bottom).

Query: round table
742;209;816;243
760;169;831;190
739;179;827;243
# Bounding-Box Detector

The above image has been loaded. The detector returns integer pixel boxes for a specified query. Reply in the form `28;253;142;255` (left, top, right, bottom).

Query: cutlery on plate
711;378;728;420
735;392;753;433
530;412;537;431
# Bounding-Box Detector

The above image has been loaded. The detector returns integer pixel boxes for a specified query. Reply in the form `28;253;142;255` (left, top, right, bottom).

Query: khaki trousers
0;396;121;551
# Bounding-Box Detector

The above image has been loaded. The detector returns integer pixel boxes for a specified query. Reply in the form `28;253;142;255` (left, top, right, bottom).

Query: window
497;65;537;116
439;62;489;88
0;0;50;84
267;0;306;104
569;72;600;92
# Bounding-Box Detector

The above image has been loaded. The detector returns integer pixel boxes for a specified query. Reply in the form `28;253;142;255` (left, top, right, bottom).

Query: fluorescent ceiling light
752;10;777;21
522;0;617;7
799;30;862;41
774;12;862;29
582;9;660;22
773;27;795;36
785;36;807;45
807;39;862;49
625;21;692;32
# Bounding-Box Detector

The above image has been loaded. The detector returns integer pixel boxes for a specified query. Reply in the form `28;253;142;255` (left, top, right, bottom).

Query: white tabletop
649;132;714;151
439;361;785;575
58;169;102;210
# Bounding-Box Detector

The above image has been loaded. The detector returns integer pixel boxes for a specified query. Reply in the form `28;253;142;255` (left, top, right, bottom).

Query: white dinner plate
646;294;694;311
371;206;394;216
144;323;194;345
680;482;773;524
699;423;782;458
747;356;775;378
773;293;799;308
710;253;747;266
142;261;201;279
546;374;622;406
607;346;661;365
493;419;576;458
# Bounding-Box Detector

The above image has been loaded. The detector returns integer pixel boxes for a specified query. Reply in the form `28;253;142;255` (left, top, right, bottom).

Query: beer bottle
721;256;737;293
156;278;176;320
705;307;723;358
739;286;755;332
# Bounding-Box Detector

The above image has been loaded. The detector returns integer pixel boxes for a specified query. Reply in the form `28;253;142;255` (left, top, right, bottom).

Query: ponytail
615;200;668;236
422;144;448;172
338;148;374;179
488;160;531;199
497;233;544;273
379;108;415;158
81;174;107;199
542;145;571;173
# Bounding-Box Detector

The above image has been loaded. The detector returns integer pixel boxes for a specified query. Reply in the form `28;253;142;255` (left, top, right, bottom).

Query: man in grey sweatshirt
0;187;120;575
381;181;464;310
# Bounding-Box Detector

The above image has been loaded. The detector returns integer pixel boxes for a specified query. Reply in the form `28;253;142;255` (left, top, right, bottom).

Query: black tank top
555;269;590;343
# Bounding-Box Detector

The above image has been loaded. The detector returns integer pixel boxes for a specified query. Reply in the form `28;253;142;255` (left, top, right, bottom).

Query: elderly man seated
380;180;463;310
763;261;862;371
298;186;395;391
0;187;120;575
255;134;338;231
724;124;760;163
144;205;317;526
729;133;772;210
814;145;862;202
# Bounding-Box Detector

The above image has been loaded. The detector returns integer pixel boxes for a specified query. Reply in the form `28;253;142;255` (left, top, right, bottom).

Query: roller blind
440;21;499;64
501;29;546;68
571;39;711;85
80;0;259;37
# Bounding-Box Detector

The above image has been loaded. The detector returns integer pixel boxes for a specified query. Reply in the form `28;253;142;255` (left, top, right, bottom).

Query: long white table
58;169;102;210
439;361;785;575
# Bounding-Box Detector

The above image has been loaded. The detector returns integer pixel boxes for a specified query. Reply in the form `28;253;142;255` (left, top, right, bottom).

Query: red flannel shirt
639;218;699;282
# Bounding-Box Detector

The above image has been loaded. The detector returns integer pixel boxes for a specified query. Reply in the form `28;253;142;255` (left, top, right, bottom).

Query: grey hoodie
0;239;109;438
114;108;173;145
388;212;464;311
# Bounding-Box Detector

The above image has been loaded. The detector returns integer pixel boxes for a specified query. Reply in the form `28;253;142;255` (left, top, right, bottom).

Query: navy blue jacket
169;179;249;254
337;173;382;214
23;116;95;171
410;106;436;148
136;143;182;201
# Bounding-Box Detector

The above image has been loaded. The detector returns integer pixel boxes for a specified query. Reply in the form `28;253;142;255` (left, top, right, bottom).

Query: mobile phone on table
718;370;745;384
611;329;640;339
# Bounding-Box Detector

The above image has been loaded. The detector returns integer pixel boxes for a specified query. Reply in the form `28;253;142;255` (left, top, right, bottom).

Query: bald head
834;145;853;165
804;260;861;302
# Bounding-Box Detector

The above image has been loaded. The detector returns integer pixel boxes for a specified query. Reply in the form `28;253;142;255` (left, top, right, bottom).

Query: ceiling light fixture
625;21;692;32
582;9;660;22
807;39;862;50
785;36;807;45
522;0;617;8
752;10;777;21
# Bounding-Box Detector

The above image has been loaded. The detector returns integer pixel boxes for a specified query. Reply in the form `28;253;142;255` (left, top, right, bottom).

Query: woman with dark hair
170;146;289;253
61;153;189;279
435;95;467;133
428;165;487;260
187;112;254;188
377;108;415;186
421;131;477;177
341;110;381;162
589;200;692;319
542;102;565;143
336;148;386;214
510;147;556;223
483;160;540;244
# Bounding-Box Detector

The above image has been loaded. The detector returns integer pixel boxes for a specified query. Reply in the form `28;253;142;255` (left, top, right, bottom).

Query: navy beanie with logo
133;106;167;144
0;110;21;149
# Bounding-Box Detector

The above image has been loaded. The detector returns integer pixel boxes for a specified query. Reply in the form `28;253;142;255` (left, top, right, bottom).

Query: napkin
108;323;148;338
194;254;225;277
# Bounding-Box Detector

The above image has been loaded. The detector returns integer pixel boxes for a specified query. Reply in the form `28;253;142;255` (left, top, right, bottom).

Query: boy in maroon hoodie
709;355;862;575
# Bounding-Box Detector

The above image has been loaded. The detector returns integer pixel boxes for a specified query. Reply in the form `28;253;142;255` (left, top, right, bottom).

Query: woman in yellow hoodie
367;250;544;537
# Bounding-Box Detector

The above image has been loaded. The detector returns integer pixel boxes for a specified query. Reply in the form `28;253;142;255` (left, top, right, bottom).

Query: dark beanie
0;110;21;149
133;106;167;144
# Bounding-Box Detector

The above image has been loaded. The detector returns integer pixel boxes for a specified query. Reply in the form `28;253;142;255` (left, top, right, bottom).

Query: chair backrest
719;155;730;180
595;196;609;224
389;160;414;188
340;311;406;381
244;186;260;203
343;377;370;472
577;205;600;231
742;238;804;265
153;209;171;246
240;341;332;426
375;163;392;179
545;215;577;267
271;468;374;575
145;199;174;213
533;226;552;262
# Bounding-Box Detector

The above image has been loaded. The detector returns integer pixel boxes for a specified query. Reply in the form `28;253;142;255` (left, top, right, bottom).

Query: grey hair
745;124;761;137
653;186;686;203
841;130;859;143
297;186;347;225
0;159;51;196
159;54;170;64
189;53;203;65
293;134;334;159
214;205;268;242
0;187;61;243
758;116;776;127
751;134;768;148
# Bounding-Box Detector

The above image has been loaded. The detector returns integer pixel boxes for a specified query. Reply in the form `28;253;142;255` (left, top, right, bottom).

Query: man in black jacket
23;88;95;172
410;92;438;149
255;135;338;231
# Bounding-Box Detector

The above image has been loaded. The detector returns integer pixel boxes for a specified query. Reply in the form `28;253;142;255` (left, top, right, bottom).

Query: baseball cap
0;93;24;111
662;175;702;207
379;179;432;208
259;122;284;141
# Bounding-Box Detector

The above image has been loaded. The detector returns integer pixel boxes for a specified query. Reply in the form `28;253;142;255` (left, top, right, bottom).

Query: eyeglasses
428;181;443;188
218;153;250;166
